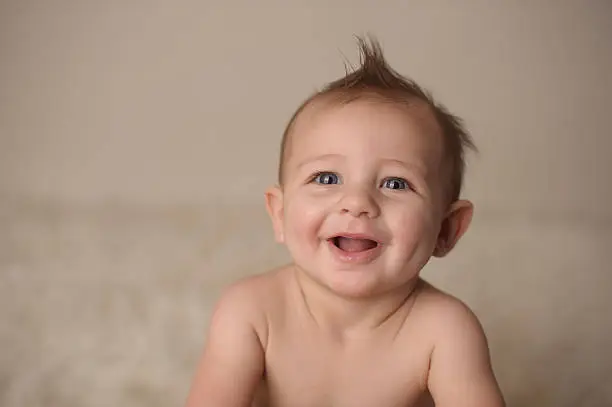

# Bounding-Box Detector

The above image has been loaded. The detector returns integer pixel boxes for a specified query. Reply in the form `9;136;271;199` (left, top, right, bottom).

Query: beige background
1;1;611;406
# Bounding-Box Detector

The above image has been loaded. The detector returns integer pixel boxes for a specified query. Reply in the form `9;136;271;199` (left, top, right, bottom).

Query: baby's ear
433;200;473;258
264;185;285;243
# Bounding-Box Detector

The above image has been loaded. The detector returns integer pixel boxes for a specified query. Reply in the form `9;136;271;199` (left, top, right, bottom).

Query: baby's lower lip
326;239;382;264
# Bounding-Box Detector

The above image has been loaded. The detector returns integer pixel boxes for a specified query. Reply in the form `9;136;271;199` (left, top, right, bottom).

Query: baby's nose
339;187;380;218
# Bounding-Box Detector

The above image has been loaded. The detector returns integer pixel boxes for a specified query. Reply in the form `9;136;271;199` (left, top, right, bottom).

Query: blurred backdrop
1;1;611;406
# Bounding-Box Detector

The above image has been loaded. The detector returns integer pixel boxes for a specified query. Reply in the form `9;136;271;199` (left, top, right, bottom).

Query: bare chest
259;330;430;407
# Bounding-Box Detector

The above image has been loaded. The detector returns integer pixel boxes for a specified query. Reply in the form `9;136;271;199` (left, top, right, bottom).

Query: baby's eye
381;177;410;190
312;172;341;185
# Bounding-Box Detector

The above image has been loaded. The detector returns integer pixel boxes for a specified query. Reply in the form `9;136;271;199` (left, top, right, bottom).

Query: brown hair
278;35;476;204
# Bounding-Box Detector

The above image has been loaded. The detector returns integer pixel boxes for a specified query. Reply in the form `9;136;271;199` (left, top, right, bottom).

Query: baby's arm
185;283;265;407
427;300;505;407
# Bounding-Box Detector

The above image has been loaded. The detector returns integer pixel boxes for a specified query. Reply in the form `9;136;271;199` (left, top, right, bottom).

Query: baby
185;37;505;407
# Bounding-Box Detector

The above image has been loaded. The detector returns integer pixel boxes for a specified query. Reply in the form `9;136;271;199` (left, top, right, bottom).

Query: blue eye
313;172;340;185
382;177;409;190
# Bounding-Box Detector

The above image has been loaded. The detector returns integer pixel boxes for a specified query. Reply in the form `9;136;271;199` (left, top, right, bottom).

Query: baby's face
268;99;450;298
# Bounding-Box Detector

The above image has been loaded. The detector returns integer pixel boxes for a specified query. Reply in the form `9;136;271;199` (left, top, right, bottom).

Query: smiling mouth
329;236;379;252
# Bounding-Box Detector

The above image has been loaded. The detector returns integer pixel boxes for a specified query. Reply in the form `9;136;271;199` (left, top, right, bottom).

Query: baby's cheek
285;204;321;241
393;212;434;251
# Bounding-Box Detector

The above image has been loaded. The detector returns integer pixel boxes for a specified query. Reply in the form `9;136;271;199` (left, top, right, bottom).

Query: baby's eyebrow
296;153;344;169
381;158;428;177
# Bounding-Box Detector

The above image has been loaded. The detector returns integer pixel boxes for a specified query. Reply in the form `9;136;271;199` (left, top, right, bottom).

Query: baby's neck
290;265;421;341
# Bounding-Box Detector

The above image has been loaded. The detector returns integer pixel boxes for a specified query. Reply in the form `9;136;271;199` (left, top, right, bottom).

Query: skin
185;98;505;407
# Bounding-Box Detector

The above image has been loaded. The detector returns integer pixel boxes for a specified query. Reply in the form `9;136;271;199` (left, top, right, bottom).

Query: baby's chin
296;263;414;300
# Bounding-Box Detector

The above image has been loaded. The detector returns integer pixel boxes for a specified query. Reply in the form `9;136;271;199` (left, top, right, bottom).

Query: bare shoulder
215;266;285;308
414;281;505;407
413;280;487;340
184;266;290;407
210;265;290;339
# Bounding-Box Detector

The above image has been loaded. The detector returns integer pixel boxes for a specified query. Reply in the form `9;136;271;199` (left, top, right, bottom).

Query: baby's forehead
286;95;445;162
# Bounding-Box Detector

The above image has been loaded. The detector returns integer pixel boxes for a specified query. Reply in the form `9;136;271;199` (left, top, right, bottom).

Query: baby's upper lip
327;232;382;244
